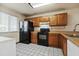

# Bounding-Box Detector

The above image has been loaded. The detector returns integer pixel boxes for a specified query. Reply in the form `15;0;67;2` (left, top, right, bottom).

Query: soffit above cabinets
0;3;79;16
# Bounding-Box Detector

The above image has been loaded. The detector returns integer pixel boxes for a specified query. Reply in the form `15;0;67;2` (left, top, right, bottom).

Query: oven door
37;32;48;46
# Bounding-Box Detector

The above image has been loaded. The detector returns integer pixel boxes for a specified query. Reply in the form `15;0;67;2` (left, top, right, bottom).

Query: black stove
37;28;50;46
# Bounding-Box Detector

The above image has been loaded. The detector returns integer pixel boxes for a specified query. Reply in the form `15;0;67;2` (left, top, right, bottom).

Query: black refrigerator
19;20;34;44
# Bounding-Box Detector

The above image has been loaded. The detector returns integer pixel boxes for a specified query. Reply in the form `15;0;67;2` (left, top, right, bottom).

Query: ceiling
0;3;79;16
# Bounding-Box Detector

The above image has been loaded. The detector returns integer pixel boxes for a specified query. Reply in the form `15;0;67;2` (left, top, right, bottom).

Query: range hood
40;22;49;29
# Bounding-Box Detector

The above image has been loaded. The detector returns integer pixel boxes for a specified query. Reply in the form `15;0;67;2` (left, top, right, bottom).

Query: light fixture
28;3;51;8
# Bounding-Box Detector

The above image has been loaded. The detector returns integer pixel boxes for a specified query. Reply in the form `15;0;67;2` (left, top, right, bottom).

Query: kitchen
27;12;79;56
0;3;79;56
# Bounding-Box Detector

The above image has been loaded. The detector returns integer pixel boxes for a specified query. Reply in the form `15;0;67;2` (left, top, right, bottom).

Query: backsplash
34;20;66;31
34;26;65;31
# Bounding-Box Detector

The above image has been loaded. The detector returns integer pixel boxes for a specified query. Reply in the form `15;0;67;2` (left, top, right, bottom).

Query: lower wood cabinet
31;32;67;56
48;33;58;48
58;34;63;49
31;32;37;44
63;38;67;56
58;34;67;56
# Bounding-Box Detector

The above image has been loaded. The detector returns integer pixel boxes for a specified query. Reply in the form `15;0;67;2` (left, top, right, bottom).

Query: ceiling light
29;3;51;8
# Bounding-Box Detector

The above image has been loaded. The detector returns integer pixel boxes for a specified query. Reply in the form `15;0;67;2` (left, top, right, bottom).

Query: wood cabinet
48;33;58;48
32;17;40;27
58;34;67;56
58;34;63;49
31;32;37;44
31;32;67;56
49;13;67;26
63;38;67;56
40;16;49;22
57;13;67;26
32;13;67;26
49;15;58;26
31;32;59;48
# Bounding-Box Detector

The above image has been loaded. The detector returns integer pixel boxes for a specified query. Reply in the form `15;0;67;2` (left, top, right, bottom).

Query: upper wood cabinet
32;13;67;26
49;15;58;26
40;16;49;22
49;13;67;26
32;17;40;27
57;13;67;26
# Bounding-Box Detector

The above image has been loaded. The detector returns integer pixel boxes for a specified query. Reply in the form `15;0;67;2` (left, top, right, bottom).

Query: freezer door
20;21;23;28
24;21;28;32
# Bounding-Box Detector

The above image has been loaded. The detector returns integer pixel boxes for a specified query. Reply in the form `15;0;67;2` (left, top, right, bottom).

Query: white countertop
0;36;14;42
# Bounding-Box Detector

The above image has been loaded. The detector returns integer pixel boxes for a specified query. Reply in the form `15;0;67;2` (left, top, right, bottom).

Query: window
9;15;18;31
0;12;9;32
0;12;18;32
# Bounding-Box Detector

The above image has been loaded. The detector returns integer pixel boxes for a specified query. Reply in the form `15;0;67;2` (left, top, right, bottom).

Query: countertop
31;31;79;47
50;32;79;47
0;36;15;42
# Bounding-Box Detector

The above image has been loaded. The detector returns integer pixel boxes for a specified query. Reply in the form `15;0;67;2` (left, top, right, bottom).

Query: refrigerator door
19;21;23;42
20;21;23;28
19;21;24;31
24;21;28;32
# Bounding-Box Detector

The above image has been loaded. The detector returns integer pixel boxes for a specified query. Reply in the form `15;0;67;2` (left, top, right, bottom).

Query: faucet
73;24;79;32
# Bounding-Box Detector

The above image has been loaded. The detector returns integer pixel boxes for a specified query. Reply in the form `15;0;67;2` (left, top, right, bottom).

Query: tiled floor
16;43;63;56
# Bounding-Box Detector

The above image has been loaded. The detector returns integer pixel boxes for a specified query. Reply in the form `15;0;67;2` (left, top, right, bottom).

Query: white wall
52;8;79;31
27;8;79;32
0;5;25;20
62;8;79;31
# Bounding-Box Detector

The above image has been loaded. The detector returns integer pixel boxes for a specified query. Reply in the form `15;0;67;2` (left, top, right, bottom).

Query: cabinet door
48;34;58;47
31;32;37;44
49;15;58;26
59;35;67;56
63;37;67;56
58;34;63;49
32;17;40;27
57;13;67;26
40;16;49;22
